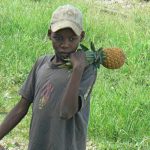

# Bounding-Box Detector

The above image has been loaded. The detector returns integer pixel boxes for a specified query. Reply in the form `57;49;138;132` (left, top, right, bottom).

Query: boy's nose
61;39;70;48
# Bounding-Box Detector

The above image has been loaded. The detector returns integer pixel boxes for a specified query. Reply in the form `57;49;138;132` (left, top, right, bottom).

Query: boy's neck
51;55;65;65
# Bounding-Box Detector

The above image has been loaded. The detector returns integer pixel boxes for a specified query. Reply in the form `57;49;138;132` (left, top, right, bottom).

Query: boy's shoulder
83;63;97;76
35;55;53;66
33;55;53;71
37;55;52;63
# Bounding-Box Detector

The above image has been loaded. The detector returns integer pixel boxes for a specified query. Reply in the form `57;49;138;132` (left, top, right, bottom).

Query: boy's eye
69;37;77;42
53;36;63;41
52;36;78;42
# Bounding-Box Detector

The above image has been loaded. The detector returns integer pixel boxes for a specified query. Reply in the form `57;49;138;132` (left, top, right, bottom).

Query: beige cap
50;4;83;36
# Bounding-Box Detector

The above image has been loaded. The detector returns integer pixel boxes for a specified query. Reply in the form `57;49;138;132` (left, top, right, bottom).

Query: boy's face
48;28;84;62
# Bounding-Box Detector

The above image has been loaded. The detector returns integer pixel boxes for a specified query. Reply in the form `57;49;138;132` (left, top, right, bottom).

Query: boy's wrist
72;65;85;73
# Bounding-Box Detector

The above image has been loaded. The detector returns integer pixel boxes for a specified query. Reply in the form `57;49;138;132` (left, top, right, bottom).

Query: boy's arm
0;97;31;140
59;51;86;120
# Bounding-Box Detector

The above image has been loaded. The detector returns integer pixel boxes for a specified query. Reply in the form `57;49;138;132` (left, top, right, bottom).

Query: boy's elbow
17;106;28;118
59;108;77;120
59;112;72;120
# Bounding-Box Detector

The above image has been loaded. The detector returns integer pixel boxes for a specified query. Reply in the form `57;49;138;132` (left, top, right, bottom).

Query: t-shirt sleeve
19;56;46;102
78;64;97;110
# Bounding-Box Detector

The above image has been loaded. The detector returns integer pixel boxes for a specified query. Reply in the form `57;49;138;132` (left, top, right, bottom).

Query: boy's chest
33;63;71;113
36;64;71;89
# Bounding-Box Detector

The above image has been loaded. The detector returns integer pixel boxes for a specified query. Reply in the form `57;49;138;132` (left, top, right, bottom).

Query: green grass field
0;0;150;149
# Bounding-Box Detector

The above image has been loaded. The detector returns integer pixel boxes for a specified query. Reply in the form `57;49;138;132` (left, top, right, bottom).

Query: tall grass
0;0;150;149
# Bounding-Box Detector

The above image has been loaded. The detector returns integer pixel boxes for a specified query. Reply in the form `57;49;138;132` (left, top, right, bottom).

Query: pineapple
102;48;125;69
80;42;126;69
60;42;125;69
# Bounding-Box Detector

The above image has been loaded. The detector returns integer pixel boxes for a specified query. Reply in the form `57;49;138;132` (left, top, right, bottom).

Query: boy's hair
50;4;83;36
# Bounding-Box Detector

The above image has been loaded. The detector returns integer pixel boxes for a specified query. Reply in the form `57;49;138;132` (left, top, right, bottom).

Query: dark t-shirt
19;55;97;150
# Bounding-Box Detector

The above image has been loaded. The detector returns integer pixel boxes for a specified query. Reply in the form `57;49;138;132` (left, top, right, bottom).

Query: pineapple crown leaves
79;43;89;51
90;41;96;52
79;42;106;68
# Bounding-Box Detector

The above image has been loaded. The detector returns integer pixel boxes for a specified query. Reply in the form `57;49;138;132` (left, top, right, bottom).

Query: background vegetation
0;0;150;149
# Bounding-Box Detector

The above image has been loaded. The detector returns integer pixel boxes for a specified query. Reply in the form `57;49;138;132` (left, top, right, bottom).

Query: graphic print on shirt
39;81;54;109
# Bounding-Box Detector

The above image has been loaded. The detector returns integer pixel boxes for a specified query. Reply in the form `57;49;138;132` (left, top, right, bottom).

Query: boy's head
48;5;85;62
50;4;83;36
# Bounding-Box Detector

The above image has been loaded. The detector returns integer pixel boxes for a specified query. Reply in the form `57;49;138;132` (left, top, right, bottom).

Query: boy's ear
47;29;52;40
80;31;85;42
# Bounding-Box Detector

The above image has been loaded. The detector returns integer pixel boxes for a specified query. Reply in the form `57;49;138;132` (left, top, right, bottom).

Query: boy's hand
70;51;87;70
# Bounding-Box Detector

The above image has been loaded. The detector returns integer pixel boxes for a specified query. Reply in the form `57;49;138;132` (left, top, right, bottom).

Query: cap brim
51;20;82;36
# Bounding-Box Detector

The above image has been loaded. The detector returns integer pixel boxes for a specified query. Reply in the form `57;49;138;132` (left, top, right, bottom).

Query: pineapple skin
102;48;125;69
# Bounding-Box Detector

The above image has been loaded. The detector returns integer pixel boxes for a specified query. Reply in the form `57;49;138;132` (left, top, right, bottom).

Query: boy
0;4;97;150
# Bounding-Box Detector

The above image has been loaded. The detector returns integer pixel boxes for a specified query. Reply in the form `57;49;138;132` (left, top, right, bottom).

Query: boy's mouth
55;52;70;62
59;52;69;58
60;51;75;58
56;50;76;61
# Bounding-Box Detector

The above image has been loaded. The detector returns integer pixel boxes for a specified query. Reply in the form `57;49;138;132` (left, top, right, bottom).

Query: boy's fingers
70;51;85;61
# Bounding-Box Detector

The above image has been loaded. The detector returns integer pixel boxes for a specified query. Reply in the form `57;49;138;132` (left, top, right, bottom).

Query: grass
0;0;150;149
